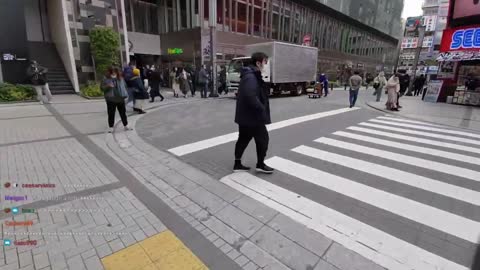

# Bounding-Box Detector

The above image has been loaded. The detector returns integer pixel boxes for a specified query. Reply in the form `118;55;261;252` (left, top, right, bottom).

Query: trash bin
446;96;453;104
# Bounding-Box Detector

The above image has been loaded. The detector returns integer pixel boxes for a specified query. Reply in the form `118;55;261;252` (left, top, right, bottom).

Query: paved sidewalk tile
101;230;208;270
0;187;167;270
0;116;69;144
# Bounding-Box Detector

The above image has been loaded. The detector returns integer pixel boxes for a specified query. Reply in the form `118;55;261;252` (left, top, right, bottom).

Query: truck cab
227;57;251;94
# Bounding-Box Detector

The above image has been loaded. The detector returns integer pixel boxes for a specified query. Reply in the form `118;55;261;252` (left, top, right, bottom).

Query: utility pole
406;25;425;96
209;0;219;97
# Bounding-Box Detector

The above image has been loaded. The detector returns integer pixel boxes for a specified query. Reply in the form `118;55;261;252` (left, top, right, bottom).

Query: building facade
398;0;450;75
0;0;403;90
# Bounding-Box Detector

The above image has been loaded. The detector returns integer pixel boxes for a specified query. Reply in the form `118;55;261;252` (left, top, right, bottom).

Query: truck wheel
295;84;303;96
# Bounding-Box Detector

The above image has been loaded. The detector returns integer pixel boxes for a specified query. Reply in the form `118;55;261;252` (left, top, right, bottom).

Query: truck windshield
228;59;251;73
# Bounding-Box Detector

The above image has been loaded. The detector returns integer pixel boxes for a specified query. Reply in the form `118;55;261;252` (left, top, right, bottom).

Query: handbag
373;82;380;89
118;80;128;98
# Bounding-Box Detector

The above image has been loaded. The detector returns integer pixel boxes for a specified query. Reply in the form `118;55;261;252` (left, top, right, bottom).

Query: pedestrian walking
127;68;148;114
187;66;195;97
386;74;400;111
348;71;363;108
101;67;132;133
413;74;426;96
373;72;387;102
365;73;374;91
318;73;329;97
233;52;273;174
172;67;181;98
26;60;52;104
149;66;164;102
218;65;227;95
398;71;410;107
198;65;209;98
179;67;190;98
123;61;136;107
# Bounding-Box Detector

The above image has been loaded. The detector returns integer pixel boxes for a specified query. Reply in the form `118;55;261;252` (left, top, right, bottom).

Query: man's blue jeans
349;88;359;107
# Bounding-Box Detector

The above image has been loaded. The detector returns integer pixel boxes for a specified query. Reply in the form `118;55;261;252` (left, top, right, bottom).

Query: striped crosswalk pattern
221;115;480;270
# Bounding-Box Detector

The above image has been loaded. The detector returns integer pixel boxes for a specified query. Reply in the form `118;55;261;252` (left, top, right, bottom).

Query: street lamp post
208;0;219;97
406;25;425;96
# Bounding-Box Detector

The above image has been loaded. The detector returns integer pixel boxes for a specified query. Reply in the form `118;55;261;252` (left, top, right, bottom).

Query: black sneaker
256;164;274;174
233;163;250;172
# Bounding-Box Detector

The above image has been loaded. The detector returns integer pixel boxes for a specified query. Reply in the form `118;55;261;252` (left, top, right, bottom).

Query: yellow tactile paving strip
101;230;208;270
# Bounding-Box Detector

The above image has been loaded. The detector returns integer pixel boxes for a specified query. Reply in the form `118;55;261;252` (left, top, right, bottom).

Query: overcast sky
402;0;424;19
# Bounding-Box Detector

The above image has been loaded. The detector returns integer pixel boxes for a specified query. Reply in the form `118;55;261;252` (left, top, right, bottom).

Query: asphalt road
137;90;480;270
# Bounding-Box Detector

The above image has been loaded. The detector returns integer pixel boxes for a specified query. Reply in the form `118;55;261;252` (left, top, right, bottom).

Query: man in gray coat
348;71;363;108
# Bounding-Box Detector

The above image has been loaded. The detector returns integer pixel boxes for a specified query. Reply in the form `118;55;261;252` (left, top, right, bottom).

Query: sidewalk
366;95;480;132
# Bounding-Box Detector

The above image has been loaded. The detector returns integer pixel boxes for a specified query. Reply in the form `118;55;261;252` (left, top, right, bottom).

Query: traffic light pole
208;0;219;97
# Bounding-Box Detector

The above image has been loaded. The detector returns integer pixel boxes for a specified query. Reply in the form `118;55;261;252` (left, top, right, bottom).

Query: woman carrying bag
101;67;132;133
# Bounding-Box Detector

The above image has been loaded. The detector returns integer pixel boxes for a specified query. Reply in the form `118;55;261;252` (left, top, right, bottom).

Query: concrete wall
128;32;161;55
24;0;51;42
48;0;79;92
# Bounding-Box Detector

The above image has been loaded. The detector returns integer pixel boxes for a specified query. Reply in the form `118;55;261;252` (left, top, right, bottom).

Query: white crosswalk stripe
359;122;480;146
347;126;480;155
291;145;480;206
220;117;480;270
221;173;469;270
369;119;480;139
333;131;480;165
376;116;446;127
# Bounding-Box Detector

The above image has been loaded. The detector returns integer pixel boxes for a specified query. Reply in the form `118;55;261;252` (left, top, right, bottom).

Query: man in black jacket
26;60;52;104
233;52;273;174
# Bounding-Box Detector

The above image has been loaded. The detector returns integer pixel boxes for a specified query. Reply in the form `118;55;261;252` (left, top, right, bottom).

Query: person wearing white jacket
386;73;400;111
373;72;387;102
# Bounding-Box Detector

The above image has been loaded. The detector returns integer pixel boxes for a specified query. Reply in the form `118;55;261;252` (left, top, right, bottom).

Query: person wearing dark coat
149;66;164;102
126;68;148;114
197;66;209;98
413;74;426;96
233;52;273;174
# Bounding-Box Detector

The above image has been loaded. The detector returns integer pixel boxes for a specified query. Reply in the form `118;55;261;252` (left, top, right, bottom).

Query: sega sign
450;28;480;49
440;25;480;52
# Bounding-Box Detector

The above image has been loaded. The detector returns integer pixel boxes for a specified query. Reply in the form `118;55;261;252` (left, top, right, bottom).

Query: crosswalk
221;115;480;270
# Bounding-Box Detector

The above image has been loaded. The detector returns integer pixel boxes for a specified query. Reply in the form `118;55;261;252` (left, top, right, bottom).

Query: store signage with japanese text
422;16;437;32
401;37;419;49
440;25;480;52
436;50;480;61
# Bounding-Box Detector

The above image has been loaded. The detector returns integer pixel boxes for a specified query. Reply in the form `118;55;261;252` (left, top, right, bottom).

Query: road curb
365;101;480;132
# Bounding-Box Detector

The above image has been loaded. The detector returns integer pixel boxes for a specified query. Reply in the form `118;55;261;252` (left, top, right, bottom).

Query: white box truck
227;41;318;96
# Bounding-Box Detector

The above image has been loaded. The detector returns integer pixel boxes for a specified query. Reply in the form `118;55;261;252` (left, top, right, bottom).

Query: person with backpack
101;67;132;133
26;60;52;104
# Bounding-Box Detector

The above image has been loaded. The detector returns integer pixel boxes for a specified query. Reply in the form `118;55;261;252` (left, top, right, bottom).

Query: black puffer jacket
235;66;271;126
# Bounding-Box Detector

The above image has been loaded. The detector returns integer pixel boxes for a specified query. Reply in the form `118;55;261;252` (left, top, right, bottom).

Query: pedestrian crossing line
221;172;469;270
359;122;480;146
168;107;360;156
369;119;480;139
333;131;480;166
292;145;480;206
376;116;446;128
265;156;480;243
347;126;480;155
315;137;480;183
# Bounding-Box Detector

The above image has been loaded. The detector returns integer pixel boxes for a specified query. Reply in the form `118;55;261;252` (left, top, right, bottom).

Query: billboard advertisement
452;0;480;19
440;25;480;52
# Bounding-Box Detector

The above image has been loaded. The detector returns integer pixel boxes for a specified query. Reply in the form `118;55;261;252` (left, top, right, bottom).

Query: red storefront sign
440;25;480;52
